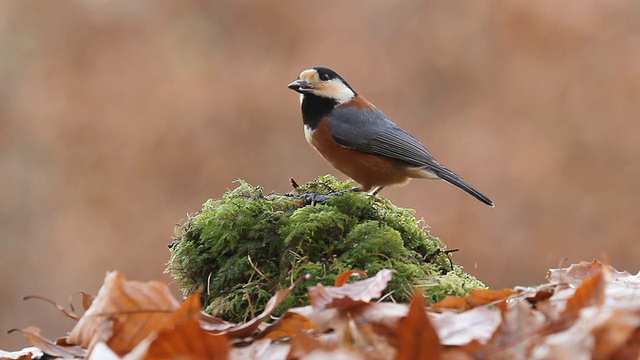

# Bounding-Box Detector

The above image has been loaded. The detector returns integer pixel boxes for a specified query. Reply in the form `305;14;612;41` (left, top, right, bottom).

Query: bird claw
300;187;362;206
301;193;331;206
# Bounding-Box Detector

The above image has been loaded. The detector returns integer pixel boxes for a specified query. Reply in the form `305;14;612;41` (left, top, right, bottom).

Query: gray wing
327;107;494;206
327;107;448;172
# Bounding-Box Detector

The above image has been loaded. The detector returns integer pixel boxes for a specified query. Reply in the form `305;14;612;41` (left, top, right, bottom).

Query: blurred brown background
1;0;639;350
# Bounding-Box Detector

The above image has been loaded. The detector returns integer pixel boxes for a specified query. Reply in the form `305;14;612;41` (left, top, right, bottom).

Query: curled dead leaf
22;295;79;321
334;270;368;287
67;271;181;355
310;269;395;312
562;266;606;317
207;284;294;338
396;292;441;360
8;326;86;359
261;312;316;340
143;319;229;360
431;288;515;312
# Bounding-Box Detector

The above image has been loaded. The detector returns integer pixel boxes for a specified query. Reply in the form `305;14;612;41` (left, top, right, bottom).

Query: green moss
166;175;486;322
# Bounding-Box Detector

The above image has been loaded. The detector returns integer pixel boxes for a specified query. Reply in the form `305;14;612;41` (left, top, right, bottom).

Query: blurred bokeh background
2;0;639;350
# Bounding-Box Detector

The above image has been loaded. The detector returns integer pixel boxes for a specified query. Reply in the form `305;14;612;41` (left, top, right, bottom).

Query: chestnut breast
306;118;412;191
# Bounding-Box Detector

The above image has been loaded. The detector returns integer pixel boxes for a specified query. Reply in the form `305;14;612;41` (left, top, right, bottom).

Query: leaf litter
3;260;640;359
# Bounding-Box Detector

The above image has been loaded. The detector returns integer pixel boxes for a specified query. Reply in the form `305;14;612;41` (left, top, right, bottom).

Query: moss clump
166;175;485;322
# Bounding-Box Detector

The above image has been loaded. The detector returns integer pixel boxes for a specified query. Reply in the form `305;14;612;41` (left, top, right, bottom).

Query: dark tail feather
434;169;494;207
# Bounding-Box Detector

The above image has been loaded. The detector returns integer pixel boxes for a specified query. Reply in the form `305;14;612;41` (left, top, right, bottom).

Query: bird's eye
321;74;330;81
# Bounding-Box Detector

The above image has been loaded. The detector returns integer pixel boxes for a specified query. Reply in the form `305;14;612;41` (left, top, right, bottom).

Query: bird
287;66;494;207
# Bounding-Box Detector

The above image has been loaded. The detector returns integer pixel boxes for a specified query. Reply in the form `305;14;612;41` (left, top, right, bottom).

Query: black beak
287;79;314;93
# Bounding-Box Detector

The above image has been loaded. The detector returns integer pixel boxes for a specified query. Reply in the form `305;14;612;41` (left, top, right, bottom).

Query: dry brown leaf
199;313;236;333
396;292;441;360
286;325;325;360
344;321;398;360
142;319;229;360
431;296;467;312
8;326;86;359
288;301;408;359
261;312;316;340
531;307;609;359
69;291;96;313
466;288;516;308
22;295;79;321
87;342;122;360
431;288;515;312
0;347;41;360
309;269;395;312
610;326;640;359
8;262;640;359
482;300;546;359
211;286;293;338
173;293;203;321
430;306;502;346
67;271;181;355
591;308;640;359
228;339;291;360
299;349;366;360
562;266;606;317
334;270;368;287
604;269;640;303
525;288;554;307
548;260;603;286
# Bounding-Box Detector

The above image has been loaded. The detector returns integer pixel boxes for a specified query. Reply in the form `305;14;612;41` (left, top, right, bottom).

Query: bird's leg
301;186;363;206
327;186;363;197
368;186;385;195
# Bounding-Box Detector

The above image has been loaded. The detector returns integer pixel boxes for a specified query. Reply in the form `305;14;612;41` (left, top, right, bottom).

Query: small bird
288;66;494;207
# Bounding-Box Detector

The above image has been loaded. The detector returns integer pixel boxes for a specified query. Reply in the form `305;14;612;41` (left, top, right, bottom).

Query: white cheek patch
320;80;355;105
304;124;314;146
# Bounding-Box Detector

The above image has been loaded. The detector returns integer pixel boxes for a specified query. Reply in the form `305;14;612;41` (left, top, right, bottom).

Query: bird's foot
300;193;331;206
301;187;363;206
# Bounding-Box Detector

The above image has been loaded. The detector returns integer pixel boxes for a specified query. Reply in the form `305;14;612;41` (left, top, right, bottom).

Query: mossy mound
166;175;485;322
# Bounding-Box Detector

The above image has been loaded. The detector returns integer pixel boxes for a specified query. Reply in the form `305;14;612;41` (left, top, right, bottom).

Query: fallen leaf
309;269;395;311
22;295;79;321
431;288;515;312
431;296;467;312
334;270;368;287
609;326;640;359
87;342;121;360
228;339;290;360
0;347;41;360
288;301;409;357
286;325;325;360
261;312;316;340
466;288;516;308
525;288;554;307
300;349;366;360
143;319;229;360
8;326;86;359
548;260;603;286
210;286;293;338
591;308;640;359
430;306;502;346
396;292;441;360
71;291;96;313
482;300;546;359
67;271;181;355
562;266;606;317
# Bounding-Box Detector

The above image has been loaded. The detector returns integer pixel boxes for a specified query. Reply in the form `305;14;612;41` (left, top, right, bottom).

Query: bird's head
288;67;356;105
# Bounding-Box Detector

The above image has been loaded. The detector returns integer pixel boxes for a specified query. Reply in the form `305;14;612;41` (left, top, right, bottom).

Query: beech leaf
67;271;181;355
309;269;395;311
396;292;441;360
